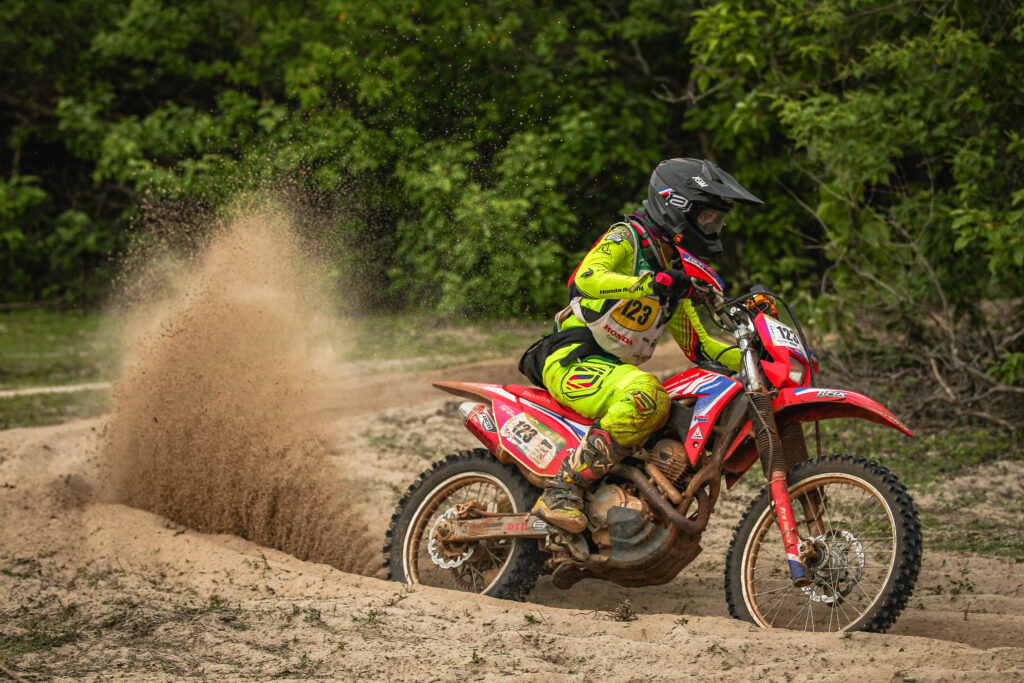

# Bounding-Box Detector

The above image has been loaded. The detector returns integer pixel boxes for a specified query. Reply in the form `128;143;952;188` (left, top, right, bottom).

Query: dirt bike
384;249;922;633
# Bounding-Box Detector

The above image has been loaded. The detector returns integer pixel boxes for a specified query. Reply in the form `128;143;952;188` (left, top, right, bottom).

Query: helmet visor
695;207;729;236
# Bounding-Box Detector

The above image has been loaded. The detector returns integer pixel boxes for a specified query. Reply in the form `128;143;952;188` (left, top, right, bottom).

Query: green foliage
3;0;691;310
684;0;1023;424
1;1;1022;423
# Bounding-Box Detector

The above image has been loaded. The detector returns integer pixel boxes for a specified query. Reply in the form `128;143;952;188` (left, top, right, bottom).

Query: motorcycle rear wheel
383;449;543;600
724;454;921;633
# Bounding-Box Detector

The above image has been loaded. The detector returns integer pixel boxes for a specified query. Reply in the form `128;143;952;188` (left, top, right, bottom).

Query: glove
650;269;692;299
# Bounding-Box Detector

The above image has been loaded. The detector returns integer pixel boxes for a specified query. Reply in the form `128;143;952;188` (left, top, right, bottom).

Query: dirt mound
101;207;380;576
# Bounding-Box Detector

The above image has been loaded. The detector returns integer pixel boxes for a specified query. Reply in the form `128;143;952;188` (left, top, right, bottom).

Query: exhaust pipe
458;401;499;453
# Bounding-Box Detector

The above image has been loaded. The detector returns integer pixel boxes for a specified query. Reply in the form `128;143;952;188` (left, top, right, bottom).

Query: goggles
695;207;729;236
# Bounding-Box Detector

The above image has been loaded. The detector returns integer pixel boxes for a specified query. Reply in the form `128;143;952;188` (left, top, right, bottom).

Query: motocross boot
532;422;630;534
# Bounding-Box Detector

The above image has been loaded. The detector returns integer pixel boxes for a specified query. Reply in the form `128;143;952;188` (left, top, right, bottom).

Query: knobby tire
724;454;922;633
383;449;544;601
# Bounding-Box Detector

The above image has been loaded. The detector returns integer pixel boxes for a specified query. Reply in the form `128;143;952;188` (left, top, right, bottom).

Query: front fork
769;469;811;586
737;324;812;587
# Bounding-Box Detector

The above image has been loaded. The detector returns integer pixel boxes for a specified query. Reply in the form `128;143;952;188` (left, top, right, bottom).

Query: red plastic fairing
753;312;812;389
662;368;743;464
433;381;590;478
676;248;725;293
722;387;913;487
433;381;514;404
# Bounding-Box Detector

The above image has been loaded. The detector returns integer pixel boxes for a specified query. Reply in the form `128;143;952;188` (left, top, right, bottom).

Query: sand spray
102;203;382;577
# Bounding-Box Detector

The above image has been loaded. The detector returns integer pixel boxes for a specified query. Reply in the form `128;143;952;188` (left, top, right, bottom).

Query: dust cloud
102;205;382;577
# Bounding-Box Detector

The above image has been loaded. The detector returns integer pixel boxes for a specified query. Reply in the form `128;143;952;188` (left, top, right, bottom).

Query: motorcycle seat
504;384;592;425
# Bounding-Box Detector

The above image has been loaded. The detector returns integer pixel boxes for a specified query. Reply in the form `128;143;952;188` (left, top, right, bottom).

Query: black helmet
643;158;763;260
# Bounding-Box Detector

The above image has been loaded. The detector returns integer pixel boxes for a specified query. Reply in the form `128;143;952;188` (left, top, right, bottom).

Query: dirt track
3;214;1022;679
2;352;1024;681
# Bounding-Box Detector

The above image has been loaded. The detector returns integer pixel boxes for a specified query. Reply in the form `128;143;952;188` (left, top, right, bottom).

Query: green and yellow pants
541;343;670;448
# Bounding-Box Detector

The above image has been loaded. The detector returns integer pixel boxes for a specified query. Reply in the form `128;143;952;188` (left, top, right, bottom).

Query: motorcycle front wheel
383;449;543;600
724;454;921;633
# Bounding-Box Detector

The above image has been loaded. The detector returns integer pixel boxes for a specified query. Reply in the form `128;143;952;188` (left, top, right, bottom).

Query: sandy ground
2;348;1023;682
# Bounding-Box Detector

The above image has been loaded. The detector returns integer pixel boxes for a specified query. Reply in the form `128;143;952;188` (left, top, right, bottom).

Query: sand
2;208;1021;680
2;360;1023;680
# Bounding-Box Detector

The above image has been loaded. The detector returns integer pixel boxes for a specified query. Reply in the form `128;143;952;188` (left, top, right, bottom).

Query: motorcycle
383;249;922;633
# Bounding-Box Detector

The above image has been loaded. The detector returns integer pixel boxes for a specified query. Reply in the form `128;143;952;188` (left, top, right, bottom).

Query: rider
520;158;763;533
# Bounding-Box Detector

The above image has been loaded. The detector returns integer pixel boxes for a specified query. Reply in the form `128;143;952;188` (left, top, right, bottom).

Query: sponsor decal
602;324;634;345
691;426;704;441
531;519;548;530
599;288;629;294
603;232;624;244
694;416;709;423
667;195;690;211
478;411;497;432
578;268;594;278
814;389;846;400
691;176;708;187
562;364;613;400
500;413;565;469
498;404;517;418
631;390;657;417
506;521;530;531
658;186;691;212
464;404;499;432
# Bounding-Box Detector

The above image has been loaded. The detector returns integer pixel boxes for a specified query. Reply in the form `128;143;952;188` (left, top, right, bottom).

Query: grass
345;313;547;366
0;309;547;429
814;419;1021;485
0;310;117;429
0;310;117;390
923;514;1024;558
0;597;87;662
812;419;1023;558
0;388;110;430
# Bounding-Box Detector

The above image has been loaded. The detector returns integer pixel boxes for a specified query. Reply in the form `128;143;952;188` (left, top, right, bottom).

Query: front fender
722;387;912;486
774;387;912;437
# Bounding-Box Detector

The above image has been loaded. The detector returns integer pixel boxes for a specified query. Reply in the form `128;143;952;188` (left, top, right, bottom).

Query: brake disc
801;529;865;604
427;507;474;569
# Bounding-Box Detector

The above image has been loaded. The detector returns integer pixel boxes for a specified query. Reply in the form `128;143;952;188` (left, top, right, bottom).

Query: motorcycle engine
585;439;695;551
586;484;648;550
642;438;697;485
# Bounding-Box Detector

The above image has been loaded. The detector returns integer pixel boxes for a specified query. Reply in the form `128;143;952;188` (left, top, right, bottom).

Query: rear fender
721;387;913;487
433;380;510;405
